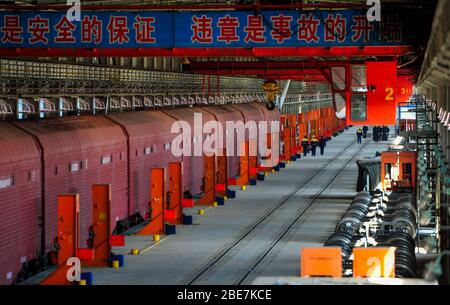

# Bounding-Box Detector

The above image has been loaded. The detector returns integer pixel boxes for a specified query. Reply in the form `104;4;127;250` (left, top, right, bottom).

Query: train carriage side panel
162;108;215;196
14;116;128;251
0;123;42;285
106;111;179;218
199;105;244;179
251;103;281;165
234;103;276;163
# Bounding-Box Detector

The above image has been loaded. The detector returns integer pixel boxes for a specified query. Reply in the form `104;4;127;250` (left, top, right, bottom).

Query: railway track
237;139;371;285
182;132;369;285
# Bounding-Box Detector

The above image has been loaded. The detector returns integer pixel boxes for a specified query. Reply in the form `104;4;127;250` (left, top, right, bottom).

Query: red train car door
138;168;165;235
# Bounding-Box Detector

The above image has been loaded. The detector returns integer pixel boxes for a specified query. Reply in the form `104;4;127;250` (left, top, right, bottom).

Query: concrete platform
84;127;392;285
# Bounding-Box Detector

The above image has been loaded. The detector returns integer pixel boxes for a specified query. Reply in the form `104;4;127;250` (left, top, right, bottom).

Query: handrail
60;98;75;112
0;100;13;115
78;98;91;111
40;98;57;113
94;97;106;110
18;99;36;114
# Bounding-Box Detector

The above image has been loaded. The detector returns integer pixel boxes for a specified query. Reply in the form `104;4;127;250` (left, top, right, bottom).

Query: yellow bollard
153;235;161;242
241;185;247;191
112;260;120;269
272;169;275;173
265;172;269;176
198;209;205;215
213;202;218;207
131;248;140;255
78;280;87;286
224;196;228;201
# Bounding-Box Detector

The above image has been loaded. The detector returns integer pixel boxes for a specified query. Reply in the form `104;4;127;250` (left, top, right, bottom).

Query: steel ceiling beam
0;46;416;58
189;60;418;80
192;68;323;76
269;76;327;82
189;60;361;68
0;3;365;11
188;61;361;75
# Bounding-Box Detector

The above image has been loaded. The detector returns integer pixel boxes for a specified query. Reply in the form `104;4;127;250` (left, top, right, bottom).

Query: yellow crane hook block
262;80;279;111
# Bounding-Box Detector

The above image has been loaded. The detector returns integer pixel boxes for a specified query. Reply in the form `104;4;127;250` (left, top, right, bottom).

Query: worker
356;128;363;144
362;126;369;139
373;126;379;142
310;135;318;156
318;136;327;155
384;126;390;141
381;125;387;141
301;136;310;157
378;125;383;141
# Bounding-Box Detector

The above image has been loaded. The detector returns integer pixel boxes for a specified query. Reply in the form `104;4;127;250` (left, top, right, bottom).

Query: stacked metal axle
324;191;418;278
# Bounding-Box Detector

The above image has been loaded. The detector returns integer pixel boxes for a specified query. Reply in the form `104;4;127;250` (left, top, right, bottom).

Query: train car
239;102;280;166
251;102;280;132
162;107;215;196
0;123;42;285
231;103;267;161
200;105;244;179
13;116;128;252
0;102;339;286
105;111;180;220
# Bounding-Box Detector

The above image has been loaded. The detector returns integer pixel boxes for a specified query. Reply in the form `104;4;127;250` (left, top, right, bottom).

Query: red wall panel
362;61;398;125
396;76;414;104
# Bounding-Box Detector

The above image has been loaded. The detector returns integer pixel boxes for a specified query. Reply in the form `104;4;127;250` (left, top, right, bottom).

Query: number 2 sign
385;87;394;101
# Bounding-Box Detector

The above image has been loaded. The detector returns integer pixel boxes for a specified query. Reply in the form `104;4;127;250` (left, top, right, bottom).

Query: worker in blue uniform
362;126;368;139
384;126;390;141
380;125;387;141
301;136;309;157
356;128;363;144
373;126;379;142
310;135;318;156
318;136;327;155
